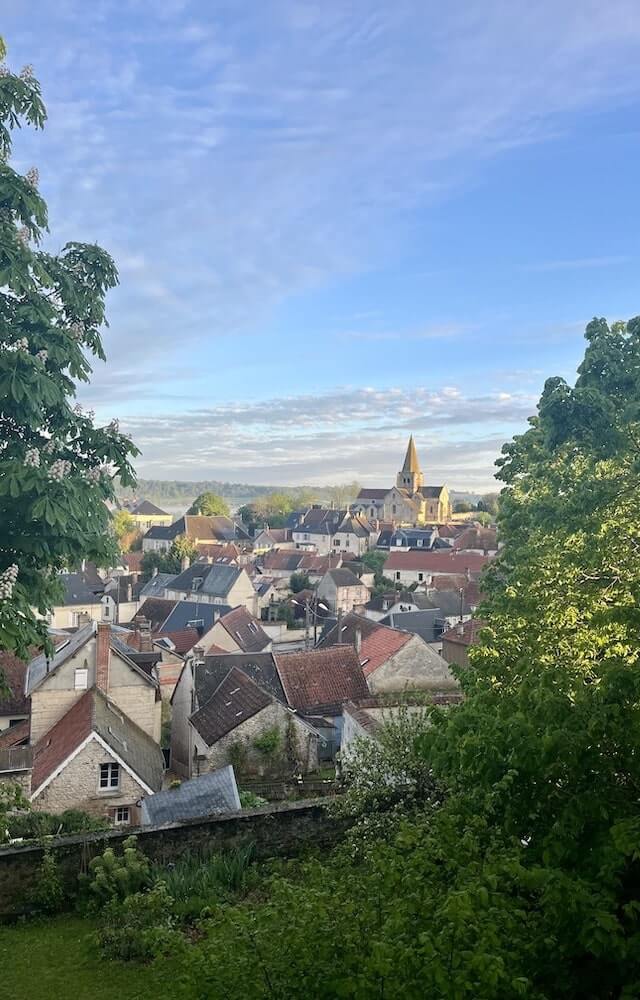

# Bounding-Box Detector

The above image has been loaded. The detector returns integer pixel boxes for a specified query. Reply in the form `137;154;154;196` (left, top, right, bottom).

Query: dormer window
192;577;203;591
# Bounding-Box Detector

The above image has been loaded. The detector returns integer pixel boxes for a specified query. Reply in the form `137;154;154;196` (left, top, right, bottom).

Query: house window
99;762;120;790
392;505;397;515
103;602;111;619
396;571;401;581
417;539;423;547
74;667;88;690
334;538;340;547
370;508;375;518
8;718;23;728
395;538;402;546
418;573;424;582
113;806;130;825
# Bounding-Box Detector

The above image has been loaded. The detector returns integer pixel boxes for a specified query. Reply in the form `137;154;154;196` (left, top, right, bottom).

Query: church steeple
397;435;424;493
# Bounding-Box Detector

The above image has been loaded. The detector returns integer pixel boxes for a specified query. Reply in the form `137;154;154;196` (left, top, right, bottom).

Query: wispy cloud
525;256;630;273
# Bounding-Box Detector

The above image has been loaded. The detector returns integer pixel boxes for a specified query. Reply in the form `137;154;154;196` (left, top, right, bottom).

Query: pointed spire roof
401;435;421;474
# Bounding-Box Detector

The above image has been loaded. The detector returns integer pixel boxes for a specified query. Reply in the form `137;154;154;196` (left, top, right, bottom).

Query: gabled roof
138;573;177;599
135;597;177;631
453;526;498;551
31;687;164;797
162;600;227;634
419;485;447;499
196;542;240;562
154;628;202;655
190;667;272;745
441;618;486;647
379;610;439;644
132;499;169;517
184;515;250;543
168;561;244;598
426;588;474;619
318;613;412;677
384;551;490;573
143;523;179;541
122;552;144;574
216;607;271;653
275;645;368;714
365;590;436;612
57;573;102;606
336;514;370;538
195;652;285;706
262;551;305;573
356;488;390;501
141;766;240;825
324;567;365;589
0;717;29;748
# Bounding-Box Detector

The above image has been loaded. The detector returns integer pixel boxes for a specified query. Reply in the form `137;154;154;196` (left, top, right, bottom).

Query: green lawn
0;917;182;1000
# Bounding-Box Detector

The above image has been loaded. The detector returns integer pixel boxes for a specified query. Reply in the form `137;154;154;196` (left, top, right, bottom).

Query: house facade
163;562;257;614
383;550;490;588
317;568;370;613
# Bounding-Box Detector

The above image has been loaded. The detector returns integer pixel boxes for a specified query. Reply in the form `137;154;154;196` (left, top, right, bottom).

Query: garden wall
0;798;349;918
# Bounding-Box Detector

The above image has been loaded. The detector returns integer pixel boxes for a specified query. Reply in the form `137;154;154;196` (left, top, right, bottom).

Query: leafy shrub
253;726;281;758
84;836;150;908
96;882;180;962
151;845;255;911
29;849;65;913
7;808;107;841
239;790;268;809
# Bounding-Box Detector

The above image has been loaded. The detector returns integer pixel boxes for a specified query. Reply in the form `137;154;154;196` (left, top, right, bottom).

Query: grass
0;916;182;1000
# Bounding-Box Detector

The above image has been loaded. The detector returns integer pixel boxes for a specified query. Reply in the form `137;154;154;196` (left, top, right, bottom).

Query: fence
0;747;32;774
240;777;337;801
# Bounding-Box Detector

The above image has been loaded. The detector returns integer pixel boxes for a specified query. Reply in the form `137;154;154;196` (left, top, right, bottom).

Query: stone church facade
352;437;451;525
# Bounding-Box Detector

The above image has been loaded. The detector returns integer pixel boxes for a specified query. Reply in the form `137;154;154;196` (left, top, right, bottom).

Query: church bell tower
397;435;424;493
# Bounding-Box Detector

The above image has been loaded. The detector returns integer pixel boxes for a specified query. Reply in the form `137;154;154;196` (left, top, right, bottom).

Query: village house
452;524;499;555
318;613;457;695
316;567;370;614
204;606;272;654
386;526;438;550
141;515;251;553
341;692;463;761
252;527;295;554
363;590;437;622
441;618;486;668
383;549;490;588
163;561;257;614
126;499;172;531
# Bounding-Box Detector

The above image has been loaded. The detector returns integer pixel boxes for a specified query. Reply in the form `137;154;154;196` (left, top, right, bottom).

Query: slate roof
0;651;30;716
356;488;389;500
419;486;447;499
275;645;368;714
141;766;240;825
169;561;244;598
190;667;272;745
441;618;486;647
57;573;102;606
325;568;365;589
379;610;439;644
216;607;271;653
426;589;474;619
384;551;490;573
138;573;177;600
161;601;227;634
336;514;370;538
143;524;180;542
135;598;177;631
27;622;96;694
132;499;169;517
318;613;412;678
31;687;164;795
365;591;436;613
195;652;285;706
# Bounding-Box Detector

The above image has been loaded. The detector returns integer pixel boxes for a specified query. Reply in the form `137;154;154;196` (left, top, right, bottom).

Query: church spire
401;435;421;474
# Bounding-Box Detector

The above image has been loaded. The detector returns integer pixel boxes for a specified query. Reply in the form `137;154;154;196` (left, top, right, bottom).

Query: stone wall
0;798;348;917
201;701;319;775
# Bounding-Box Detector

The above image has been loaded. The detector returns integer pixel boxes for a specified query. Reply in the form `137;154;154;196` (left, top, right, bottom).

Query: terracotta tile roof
155;628;201;655
31;687;164;795
437;524;466;539
275;645;368;714
318;613;412;678
217;606;271;653
0;651;30;716
262;551;305;573
429;574;469;591
123;551;143;573
190;666;271;745
196;542;240;562
0;718;30;748
453;526;498;551
441;618;486;647
384;550;490;574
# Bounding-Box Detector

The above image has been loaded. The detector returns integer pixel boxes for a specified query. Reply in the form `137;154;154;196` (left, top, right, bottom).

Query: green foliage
140;549;177;578
239;790;268;809
454;500;473;513
151;845;256;910
0;780;29;842
477;492;500;515
96;882;179;962
169;533;198;563
361;549;386;575
7;807;107;842
84;836;150;908
289;570;310;593
227;740;248;775
252;726;282;758
112;509;134;543
0;48;138;656
29;850;65;914
187;492;230;517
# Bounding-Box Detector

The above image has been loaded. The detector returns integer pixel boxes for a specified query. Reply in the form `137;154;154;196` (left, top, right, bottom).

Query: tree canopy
0;48;137;656
187;492;230;517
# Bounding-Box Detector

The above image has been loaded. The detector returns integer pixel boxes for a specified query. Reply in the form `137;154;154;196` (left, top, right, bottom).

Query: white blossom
86;465;103;483
48;458;70;482
25;167;39;187
0;564;18;601
69;321;84;341
0;67;9;78
20;65;34;80
24;447;40;468
36;349;48;363
44;438;57;454
16;227;30;247
15;337;28;351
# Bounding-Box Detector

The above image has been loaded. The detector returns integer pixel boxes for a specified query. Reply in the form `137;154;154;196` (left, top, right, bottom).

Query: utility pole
304;601;311;651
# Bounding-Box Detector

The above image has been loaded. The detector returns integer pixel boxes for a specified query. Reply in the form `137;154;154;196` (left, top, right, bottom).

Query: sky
3;1;640;490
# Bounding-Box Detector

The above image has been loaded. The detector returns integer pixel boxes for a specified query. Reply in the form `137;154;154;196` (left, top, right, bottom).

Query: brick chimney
135;617;152;653
354;625;362;657
181;555;190;571
96;622;111;691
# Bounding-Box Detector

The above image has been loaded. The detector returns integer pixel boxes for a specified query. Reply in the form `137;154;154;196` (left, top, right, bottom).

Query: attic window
192;577;204;591
230;687;240;695
248;623;257;633
187;619;204;629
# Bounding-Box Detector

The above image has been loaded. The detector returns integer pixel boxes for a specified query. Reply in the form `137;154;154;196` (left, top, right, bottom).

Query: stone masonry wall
202;701;318;775
0;798;349;917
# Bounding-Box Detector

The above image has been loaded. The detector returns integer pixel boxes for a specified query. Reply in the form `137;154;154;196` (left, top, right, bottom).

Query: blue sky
3;1;640;489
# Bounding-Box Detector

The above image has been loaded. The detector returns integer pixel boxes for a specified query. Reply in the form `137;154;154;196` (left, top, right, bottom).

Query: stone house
252;528;295;554
318;613;458;695
341;692;462;761
291;507;344;554
441;619;486;668
26;621;162;745
452;525;499;555
30;686;164;823
142;515;251;553
383;550;490;588
363;590;436;622
317;567;370;614
164;562;257;614
126;499;172;531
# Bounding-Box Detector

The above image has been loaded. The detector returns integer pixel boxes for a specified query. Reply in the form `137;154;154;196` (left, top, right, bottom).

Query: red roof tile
155;628;201;655
441;618;486;647
453;526;497;551
31;689;94;792
319;614;412;678
0;718;30;748
384;550;490;573
275;645;369;714
217;606;271;653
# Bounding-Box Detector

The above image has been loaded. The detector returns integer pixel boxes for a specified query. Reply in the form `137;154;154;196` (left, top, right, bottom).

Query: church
352;436;451;525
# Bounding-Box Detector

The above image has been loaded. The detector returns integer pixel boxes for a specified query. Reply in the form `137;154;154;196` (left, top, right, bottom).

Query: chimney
181;555;190;572
354;626;362;657
192;644;205;664
456;621;465;636
126;582;133;603
466;566;471;581
96;622;111;691
152;565;158;578
136;617;152;653
76;611;91;628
